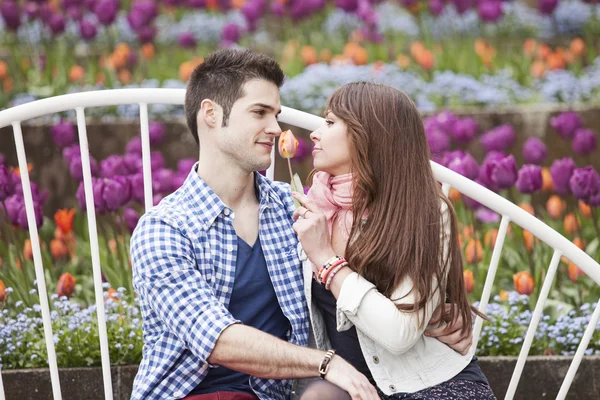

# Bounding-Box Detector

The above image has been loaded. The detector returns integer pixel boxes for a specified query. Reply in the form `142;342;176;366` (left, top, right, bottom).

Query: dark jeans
182;392;259;400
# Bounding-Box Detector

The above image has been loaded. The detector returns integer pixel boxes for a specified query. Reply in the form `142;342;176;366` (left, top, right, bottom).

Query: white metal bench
0;89;599;400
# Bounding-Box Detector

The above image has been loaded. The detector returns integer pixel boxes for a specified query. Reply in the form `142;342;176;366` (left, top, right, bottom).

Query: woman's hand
291;192;337;267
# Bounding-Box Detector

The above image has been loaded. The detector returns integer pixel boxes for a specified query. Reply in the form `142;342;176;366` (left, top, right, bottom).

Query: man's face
215;79;282;173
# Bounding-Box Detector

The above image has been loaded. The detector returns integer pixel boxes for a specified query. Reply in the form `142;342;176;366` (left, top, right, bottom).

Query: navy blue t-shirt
190;235;291;395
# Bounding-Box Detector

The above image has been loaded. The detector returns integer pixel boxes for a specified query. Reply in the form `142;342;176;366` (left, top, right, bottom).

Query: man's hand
425;303;473;356
324;355;379;400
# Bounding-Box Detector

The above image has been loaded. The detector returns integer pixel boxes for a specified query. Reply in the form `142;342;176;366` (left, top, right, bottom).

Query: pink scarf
306;171;354;274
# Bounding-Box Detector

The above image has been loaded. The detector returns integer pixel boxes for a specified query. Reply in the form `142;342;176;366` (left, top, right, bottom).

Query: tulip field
1;0;600;370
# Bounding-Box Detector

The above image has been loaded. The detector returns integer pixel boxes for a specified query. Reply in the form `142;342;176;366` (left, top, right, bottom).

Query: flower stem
287;158;295;191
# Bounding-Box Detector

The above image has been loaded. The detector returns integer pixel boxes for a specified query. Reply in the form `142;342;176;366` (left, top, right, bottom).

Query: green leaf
290;173;304;209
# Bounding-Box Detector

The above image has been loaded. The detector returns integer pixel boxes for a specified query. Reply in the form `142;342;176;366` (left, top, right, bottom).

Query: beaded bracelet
325;262;348;290
317;255;344;281
319;258;347;284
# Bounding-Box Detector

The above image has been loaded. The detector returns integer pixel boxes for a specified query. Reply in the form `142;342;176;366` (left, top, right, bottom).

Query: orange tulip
462;225;474;240
351;47;368;66
319;48;333;63
523;230;534;252
530;60;546;78
465;239;483;264
141;43;155;60
547;53;565;70
54;208;75;234
463;270;474;294
410;41;426;59
570;38;585;57
396;54;410;69
179;61;195;82
118;69;132;85
448;188;461;202
513;271;534;295
541;167;553;191
573;237;586;251
278;130;299;159
0;280;5;302
300;46;318;65
546;195;566;220
57;273;76;298
564;213;580;235
523;38;537;57
474;38;487;57
24;239;33;260
536;44;551;59
416;50;435;71
69;65;85;83
484;228;498;248
519;202;535;216
50;239;68;260
499;290;508;301
578;200;591;218
3;77;13;93
568;262;585;283
0;60;7;80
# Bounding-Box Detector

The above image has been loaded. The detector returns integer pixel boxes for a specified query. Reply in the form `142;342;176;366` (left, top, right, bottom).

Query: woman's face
310;111;353;176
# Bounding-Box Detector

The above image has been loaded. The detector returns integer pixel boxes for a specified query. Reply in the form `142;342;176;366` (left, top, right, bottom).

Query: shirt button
223;287;229;293
223;209;230;216
227;245;234;252
372;356;379;364
389;385;396;392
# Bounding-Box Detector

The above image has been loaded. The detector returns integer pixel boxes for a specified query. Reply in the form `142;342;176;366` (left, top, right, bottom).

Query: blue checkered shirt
130;164;309;400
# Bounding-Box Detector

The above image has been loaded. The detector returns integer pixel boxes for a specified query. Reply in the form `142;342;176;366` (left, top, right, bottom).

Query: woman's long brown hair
322;82;483;332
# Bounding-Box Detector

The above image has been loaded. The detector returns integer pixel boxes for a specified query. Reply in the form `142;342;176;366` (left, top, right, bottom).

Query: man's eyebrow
250;103;282;115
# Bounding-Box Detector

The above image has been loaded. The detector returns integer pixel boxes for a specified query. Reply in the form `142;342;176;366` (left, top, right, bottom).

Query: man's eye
254;110;265;116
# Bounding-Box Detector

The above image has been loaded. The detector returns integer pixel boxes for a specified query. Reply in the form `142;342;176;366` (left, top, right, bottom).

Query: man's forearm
208;324;325;379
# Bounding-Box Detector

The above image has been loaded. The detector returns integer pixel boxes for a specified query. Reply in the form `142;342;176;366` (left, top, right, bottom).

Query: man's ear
199;99;219;128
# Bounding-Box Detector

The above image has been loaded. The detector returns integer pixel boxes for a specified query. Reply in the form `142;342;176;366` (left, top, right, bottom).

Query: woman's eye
325;119;334;126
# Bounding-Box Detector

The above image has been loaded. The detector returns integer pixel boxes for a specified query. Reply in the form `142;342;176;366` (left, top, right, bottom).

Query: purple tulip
480;154;518;191
242;0;266;23
137;25;157;43
0;1;21;31
178;32;197;48
149;121;166;145
128;173;145;203
151;151;165;170
124;153;143;174
70;155;99;181
3;195;22;225
572;128;597;156
450;0;473;14
446;152;480;180
450;117;479;144
569;167;600;206
62;144;81;163
335;0;358;12
177;158;196;174
48;13;66;35
0;165;15;201
51;120;77;149
77;178;107;214
187;0;207;8
428;0;445;15
100;155;128;178
522;137;547;165
291;137;310;164
24;2;40;20
153;193;164;206
39;4;52;23
270;1;286;16
538;0;558;15
67;6;83;21
126;136;142;154
483;150;507;164
13;181;48;204
152;168;174;194
103;176;131;211
550;111;582;140
480;124;516;152
429;110;459;134
79;18;97;41
126;51;138;68
475;207;500;224
123;207;141;233
94;0;119;26
426;128;451;154
516;164;543;194
17;201;44;229
127;0;157;30
477;0;503;22
222;23;241;43
550;157;576;195
172;173;187;190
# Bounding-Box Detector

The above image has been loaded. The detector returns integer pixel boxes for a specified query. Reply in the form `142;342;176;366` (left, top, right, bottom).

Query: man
130;48;471;400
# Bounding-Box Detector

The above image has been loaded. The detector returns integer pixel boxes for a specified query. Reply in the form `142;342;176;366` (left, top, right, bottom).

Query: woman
291;82;494;400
